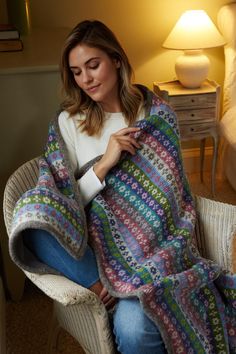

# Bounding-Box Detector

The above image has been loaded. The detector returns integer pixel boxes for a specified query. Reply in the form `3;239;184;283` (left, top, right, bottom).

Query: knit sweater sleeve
58;111;105;206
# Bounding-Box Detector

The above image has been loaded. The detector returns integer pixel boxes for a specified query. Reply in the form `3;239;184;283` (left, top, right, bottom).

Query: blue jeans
113;298;166;354
23;228;100;288
23;229;166;354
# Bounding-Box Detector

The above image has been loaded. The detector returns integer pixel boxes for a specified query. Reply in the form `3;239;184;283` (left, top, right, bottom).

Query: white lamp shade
163;10;225;50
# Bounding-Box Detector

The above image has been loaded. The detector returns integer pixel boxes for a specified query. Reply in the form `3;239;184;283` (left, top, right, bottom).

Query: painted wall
0;0;7;23
27;0;234;89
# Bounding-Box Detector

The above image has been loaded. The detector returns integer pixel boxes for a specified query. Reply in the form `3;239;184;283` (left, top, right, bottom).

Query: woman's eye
73;71;81;76
89;63;99;70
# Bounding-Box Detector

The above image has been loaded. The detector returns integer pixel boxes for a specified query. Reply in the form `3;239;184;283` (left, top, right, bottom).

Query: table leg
200;139;206;183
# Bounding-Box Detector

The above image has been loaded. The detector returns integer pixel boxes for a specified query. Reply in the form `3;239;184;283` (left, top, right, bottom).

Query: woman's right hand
93;126;141;182
89;280;116;310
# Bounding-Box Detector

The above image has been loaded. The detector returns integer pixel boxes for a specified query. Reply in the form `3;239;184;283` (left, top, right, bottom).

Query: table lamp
163;10;225;88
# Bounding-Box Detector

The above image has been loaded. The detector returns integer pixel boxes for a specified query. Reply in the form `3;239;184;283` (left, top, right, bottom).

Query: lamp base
175;50;210;88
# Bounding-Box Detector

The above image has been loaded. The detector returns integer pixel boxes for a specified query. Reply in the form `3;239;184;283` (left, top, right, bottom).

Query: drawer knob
190;128;194;131
191;99;195;103
191;113;195;117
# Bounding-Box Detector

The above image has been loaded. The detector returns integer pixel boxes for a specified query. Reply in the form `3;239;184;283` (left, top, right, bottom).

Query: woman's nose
82;71;92;84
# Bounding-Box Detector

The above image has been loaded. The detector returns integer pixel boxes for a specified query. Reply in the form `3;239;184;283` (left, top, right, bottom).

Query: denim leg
22;228;100;288
113;298;166;354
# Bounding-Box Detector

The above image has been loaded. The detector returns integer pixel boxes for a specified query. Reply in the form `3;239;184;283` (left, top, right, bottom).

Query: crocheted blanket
9;95;236;353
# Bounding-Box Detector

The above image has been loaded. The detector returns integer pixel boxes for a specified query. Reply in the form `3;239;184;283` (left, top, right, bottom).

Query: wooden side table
153;79;220;196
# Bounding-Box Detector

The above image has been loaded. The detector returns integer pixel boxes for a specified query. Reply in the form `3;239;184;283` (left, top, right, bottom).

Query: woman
14;19;234;354
23;20;167;353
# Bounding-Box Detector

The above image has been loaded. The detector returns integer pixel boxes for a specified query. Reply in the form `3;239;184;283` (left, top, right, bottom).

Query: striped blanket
9;93;236;353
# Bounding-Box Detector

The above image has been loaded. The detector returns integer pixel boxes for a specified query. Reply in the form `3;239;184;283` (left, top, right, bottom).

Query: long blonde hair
60;20;144;136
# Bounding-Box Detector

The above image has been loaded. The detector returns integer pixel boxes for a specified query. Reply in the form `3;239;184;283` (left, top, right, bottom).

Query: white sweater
58;110;143;205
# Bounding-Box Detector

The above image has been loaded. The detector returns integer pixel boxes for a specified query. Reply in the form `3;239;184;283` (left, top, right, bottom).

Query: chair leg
47;306;61;354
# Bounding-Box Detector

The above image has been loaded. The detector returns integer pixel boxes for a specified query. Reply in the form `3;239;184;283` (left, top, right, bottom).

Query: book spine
0;31;20;40
0;39;23;52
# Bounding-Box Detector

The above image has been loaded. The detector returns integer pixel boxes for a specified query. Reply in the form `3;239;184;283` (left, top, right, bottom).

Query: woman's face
69;44;121;112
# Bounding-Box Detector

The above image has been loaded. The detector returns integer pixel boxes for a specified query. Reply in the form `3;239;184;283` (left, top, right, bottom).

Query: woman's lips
86;84;100;93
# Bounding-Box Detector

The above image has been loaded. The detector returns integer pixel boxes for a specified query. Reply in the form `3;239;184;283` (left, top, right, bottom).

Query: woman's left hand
89;280;116;309
99;286;117;310
93;126;141;182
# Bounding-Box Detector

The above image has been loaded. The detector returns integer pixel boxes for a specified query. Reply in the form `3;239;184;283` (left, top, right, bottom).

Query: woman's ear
114;59;121;68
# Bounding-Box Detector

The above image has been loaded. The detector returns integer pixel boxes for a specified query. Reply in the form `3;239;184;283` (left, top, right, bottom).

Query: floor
5;172;236;354
6;282;83;354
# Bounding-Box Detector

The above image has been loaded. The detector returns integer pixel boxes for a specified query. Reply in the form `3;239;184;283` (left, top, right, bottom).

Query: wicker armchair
3;157;236;354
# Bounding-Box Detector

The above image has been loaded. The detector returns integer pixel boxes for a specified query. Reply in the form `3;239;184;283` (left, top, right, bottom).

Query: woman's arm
58;112;106;205
59;113;141;205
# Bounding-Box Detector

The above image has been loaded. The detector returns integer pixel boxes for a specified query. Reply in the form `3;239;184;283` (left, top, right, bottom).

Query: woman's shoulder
58;110;86;136
58;110;86;126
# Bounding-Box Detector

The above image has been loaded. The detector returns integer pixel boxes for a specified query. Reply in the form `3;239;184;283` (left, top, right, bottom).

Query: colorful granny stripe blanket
9;92;236;353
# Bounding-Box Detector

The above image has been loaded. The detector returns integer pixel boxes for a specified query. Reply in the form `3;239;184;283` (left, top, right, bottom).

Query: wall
0;0;8;23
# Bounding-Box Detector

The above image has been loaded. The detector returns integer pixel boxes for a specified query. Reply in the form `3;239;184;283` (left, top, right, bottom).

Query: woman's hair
60;20;144;136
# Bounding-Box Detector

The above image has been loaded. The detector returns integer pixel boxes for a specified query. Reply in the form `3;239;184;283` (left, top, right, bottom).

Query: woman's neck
99;89;122;113
101;101;121;113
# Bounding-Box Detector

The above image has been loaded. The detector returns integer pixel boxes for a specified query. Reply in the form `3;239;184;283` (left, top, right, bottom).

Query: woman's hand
99;286;117;310
94;127;141;182
89;280;116;310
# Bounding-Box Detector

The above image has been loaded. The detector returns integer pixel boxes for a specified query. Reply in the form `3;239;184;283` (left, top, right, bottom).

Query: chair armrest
3;157;39;235
195;195;236;272
24;271;101;307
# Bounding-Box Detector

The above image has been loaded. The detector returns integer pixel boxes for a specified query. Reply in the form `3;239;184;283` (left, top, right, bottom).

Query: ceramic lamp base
175;50;210;88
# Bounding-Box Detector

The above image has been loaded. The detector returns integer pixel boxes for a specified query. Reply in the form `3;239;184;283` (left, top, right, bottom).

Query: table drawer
176;108;216;123
169;93;216;110
179;122;216;140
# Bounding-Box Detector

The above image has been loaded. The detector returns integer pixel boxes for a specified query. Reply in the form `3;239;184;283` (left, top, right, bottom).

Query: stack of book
0;24;23;52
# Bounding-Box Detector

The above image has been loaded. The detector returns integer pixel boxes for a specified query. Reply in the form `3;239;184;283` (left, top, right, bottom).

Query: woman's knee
22;228;99;287
113;298;166;354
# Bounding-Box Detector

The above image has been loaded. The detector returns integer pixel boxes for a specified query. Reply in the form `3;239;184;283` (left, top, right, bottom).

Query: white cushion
218;4;236;48
220;106;236;148
218;4;236;111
